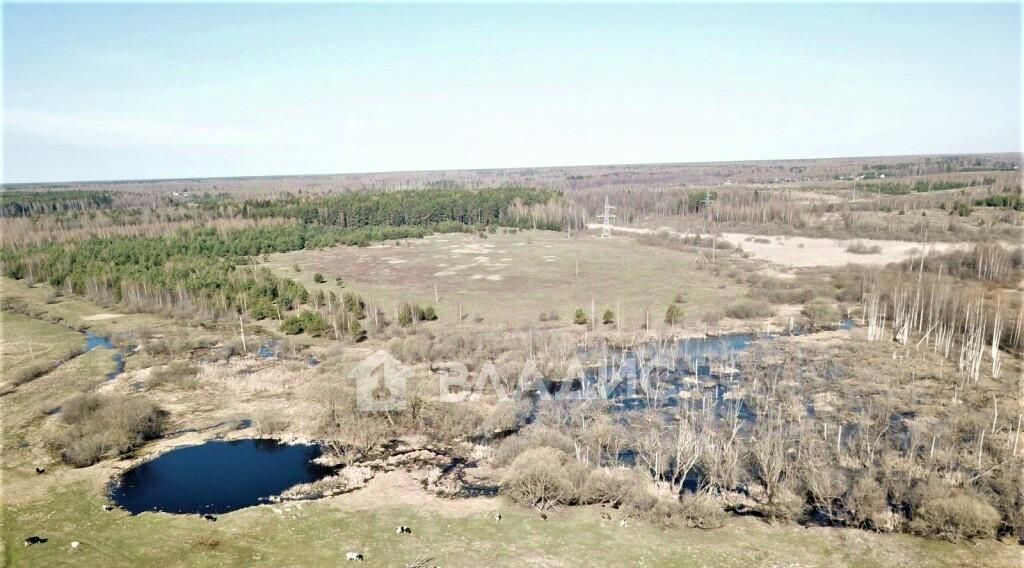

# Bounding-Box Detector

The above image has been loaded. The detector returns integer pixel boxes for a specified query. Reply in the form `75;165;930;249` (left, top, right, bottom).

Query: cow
539;513;547;521
201;514;217;522
395;526;412;534
34;467;45;475
346;551;363;562
102;505;114;512
600;512;612;521
493;512;502;522
23;536;47;547
71;541;81;549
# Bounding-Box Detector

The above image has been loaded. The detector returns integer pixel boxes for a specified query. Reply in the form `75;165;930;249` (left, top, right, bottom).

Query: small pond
111;439;335;515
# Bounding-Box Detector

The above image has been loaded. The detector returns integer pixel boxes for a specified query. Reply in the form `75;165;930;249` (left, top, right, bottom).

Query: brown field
260;229;751;331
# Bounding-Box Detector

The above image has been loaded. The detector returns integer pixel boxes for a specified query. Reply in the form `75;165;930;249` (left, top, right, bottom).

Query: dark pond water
111;439;334;515
85;332;125;380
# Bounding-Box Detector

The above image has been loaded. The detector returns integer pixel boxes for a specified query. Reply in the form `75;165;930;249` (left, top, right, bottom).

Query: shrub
801;298;841;329
848;475;890;530
581;468;636;506
846;241;882;254
665;304;684;326
148;361;199;390
494;426;575;466
313;272;326;283
573;309;588;325
281;310;329;337
602;309;615;325
724;300;773;319
679;491;727;529
911;485;1000;542
50;394;165;466
254;410;288;436
348;318;367;342
503;447;576;510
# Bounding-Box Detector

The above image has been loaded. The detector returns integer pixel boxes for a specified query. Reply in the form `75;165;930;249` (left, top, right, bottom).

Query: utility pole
598;196;616;238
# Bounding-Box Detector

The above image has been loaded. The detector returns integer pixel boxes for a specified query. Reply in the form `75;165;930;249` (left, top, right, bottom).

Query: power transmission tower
702;189;713;233
597;196;616;238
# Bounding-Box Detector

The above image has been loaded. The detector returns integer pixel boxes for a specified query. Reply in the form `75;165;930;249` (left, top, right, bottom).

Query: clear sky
3;3;1021;183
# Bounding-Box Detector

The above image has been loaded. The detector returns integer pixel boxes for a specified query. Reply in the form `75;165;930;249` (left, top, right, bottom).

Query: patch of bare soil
82;313;123;321
324;469;499;517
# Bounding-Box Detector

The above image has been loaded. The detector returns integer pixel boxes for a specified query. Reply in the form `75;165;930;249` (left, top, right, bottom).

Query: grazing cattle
202;514;217;522
493;512;502;522
102;505;114;512
34;467;45;475
395;526;412;534
618;518;628;528
539;513;547;521
71;541;81;549
23;536;47;547
600;512;611;521
346;551;363;562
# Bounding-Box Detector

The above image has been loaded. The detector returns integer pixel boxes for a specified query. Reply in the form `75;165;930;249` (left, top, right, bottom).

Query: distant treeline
0;190;114;217
854;178;993;196
0;187;566;317
239;186;563;230
975;193;1023;211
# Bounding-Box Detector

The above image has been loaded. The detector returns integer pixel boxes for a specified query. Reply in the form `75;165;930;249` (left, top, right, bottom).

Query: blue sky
3;3;1021;183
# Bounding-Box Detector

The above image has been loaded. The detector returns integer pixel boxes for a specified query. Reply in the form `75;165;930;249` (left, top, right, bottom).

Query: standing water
111;439;334;514
86;332;125;380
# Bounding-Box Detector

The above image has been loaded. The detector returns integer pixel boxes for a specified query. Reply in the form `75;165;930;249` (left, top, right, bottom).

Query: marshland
2;154;1022;566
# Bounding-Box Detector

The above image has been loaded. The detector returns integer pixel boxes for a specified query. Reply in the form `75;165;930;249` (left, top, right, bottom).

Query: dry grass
259;230;749;331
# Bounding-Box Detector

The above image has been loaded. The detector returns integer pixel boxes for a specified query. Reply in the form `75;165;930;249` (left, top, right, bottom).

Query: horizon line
3;149;1021;188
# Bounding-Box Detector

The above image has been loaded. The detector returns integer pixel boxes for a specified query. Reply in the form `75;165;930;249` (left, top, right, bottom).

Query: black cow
24;536;47;547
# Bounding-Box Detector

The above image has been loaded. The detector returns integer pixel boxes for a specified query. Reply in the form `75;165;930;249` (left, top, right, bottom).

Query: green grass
0;310;86;387
3;482;1020;567
0;278;180;338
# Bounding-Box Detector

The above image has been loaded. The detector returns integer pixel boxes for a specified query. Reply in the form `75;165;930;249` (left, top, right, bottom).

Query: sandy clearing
324;470;498;517
721;232;969;267
586;223;971;268
82;313;122;321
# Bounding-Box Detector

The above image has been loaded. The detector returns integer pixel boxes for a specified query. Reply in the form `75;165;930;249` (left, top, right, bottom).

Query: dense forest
0;190;114;217
0;187;566;318
239;186;564;230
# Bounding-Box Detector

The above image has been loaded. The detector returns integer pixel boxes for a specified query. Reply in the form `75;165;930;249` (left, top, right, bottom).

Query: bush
503;448;576;510
581;468;637;506
848;475;890;530
313;272;326;283
724;300;773;319
494;426;575;466
911;485;1000;541
50;394;165;466
148;361;199;390
665;304;684;326
846;241;882;254
281;310;329;337
573;309;588;325
801;298;841;329
602;309;615;325
679;491;727;529
254;410;288;436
